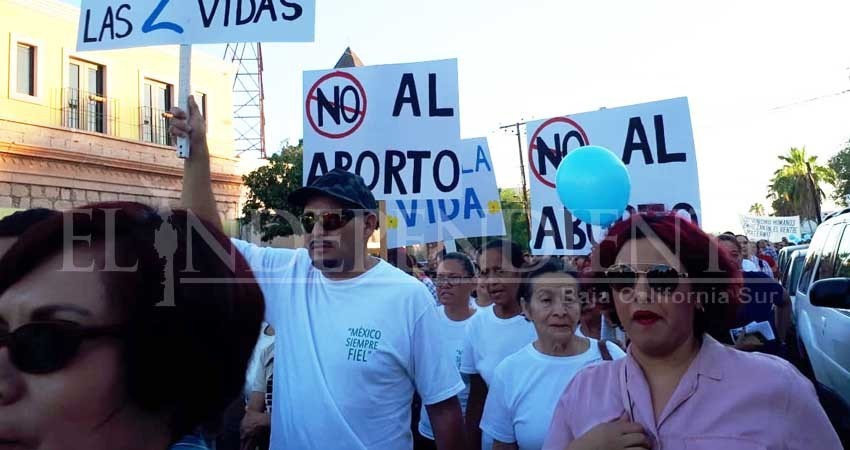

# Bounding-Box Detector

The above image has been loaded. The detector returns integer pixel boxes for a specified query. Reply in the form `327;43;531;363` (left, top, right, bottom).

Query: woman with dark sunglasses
542;213;841;450
0;202;265;450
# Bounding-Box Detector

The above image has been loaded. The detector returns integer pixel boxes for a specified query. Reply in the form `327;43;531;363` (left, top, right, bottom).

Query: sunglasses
604;264;688;294
300;210;356;234
1;320;124;375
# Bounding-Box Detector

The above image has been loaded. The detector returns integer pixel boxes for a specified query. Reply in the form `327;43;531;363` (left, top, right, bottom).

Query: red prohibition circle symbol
305;71;368;139
527;117;590;188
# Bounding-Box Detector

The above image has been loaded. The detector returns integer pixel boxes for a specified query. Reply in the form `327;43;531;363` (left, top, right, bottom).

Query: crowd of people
0;98;843;450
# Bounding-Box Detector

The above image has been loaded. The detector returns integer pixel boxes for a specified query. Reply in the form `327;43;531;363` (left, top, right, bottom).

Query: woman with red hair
542;213;840;450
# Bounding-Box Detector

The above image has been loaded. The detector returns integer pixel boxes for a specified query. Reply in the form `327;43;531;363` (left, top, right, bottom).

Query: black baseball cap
288;168;378;211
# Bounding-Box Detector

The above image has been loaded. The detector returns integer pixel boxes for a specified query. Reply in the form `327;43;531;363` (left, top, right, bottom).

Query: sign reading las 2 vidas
77;0;315;51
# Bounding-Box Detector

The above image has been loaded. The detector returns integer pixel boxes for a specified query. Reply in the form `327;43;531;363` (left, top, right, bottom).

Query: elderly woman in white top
481;258;625;450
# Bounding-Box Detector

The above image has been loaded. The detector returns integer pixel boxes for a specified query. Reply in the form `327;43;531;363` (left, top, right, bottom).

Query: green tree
499;187;530;252
828;140;850;207
240;140;304;241
767;147;835;221
748;203;766;216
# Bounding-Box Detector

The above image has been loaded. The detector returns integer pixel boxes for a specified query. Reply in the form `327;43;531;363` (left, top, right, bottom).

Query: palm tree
748;203;766;216
767;147;836;220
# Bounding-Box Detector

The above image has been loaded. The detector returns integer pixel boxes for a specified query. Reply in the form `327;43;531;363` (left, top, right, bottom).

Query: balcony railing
47;89;178;148
140;106;174;146
58;87;119;136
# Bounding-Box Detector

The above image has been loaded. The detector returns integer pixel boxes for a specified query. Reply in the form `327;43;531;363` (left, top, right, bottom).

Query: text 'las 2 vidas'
77;0;316;51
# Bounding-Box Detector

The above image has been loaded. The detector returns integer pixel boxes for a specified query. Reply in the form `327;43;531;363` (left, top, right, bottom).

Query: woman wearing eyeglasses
462;239;537;450
417;252;478;448
481;259;625;450
542;213;841;450
0;202;265;450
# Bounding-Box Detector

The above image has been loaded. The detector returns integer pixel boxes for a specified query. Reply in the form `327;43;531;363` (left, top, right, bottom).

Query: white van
794;214;850;436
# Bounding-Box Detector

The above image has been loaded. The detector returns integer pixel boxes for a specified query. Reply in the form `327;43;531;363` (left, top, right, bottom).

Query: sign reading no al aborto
302;59;463;200
527;97;702;255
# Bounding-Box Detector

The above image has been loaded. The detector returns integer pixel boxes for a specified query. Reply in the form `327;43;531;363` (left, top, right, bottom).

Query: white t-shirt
250;342;275;413
459;307;537;385
244;323;275;397
481;340;626;450
232;240;465;450
459;305;537;450
741;258;759;272
418;305;476;440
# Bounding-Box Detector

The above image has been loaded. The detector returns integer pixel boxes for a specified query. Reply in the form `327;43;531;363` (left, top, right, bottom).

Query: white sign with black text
385;138;506;248
77;0;315;51
526;97;702;255
302;59;463;200
739;215;801;242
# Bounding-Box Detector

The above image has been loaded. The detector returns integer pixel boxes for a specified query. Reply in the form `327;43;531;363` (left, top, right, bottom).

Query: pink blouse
543;336;842;450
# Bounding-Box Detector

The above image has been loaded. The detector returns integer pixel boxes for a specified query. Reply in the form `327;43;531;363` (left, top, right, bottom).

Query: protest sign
526;97;701;255
739;215;801;242
302;59;463;200
385;138;505;248
77;0;316;51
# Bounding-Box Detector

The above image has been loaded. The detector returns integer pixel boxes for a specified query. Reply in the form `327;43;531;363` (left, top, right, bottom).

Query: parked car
794;214;850;435
778;244;809;281
783;249;807;320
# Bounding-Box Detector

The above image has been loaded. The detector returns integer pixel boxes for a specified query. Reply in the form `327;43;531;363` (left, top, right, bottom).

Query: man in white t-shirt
170;99;466;450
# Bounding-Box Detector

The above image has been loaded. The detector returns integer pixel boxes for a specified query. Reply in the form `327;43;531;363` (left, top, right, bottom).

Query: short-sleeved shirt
251;342;275;413
232;240;465;450
459;306;537;385
418;305;476;440
459;306;537;450
244;324;274;397
482;340;625;449
542;336;842;450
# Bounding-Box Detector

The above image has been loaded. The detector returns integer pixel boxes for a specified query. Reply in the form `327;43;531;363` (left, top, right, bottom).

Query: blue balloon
555;145;631;228
787;233;800;244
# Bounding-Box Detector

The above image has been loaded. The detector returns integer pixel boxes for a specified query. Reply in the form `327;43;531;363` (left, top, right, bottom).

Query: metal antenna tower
223;43;267;158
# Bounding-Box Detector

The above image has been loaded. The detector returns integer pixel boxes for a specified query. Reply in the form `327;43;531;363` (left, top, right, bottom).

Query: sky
63;0;850;233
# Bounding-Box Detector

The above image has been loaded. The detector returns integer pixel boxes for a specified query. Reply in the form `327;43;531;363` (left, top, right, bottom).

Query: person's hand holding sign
169;96;222;231
169;95;207;152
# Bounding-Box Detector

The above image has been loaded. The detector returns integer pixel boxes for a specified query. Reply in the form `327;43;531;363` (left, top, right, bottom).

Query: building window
194;91;207;120
16;44;35;96
65;59;106;133
142;79;173;146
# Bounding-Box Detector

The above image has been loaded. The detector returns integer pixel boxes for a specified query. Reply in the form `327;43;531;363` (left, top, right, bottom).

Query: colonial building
0;0;244;233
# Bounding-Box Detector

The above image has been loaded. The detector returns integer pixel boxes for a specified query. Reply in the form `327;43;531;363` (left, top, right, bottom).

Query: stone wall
0;119;244;226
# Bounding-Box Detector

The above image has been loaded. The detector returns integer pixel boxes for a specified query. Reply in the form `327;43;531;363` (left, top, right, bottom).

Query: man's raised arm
170;96;223;231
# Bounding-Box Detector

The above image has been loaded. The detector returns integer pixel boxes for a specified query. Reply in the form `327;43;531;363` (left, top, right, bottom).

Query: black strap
598;339;613;361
